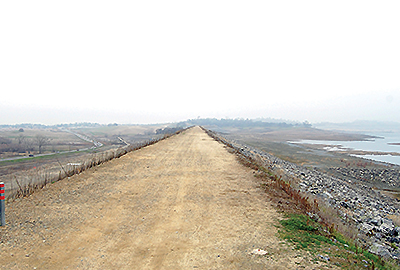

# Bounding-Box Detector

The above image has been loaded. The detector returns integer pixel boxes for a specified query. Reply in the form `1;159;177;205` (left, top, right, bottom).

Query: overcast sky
1;1;400;125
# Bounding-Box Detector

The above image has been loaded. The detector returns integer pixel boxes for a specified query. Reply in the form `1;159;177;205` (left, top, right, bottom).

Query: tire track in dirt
1;126;323;269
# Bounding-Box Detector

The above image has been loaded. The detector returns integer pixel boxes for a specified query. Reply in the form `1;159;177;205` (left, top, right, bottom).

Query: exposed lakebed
289;132;400;166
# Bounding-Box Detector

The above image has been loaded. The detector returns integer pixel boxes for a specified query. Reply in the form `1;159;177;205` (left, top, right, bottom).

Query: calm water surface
290;132;400;166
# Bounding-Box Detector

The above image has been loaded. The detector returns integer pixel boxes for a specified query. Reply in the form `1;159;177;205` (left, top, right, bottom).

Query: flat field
0;124;165;190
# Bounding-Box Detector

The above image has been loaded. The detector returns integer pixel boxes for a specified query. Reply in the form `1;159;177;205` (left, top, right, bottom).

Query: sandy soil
0;127;324;269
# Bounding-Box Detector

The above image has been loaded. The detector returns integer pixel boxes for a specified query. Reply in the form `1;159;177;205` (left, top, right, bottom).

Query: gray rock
370;218;382;226
318;254;330;261
359;223;374;233
388;228;398;236
387;237;400;244
380;220;394;234
369;243;391;258
391;252;400;260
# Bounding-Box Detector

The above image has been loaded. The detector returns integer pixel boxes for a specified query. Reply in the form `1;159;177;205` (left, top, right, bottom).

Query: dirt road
0;126;312;269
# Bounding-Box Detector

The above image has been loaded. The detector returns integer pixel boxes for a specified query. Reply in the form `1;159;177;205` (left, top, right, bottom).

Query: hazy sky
1;1;400;125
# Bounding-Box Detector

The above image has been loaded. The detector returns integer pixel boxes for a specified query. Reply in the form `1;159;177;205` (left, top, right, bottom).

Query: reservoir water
290;132;400;166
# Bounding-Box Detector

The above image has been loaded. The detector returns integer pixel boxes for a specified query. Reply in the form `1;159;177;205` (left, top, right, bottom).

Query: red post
0;182;5;226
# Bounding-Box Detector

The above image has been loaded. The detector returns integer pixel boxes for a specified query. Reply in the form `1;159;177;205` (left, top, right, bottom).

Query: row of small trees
0;134;51;154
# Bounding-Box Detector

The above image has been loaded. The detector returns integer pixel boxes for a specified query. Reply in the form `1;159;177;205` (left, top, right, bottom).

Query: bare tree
24;138;34;153
35;135;51;154
17;134;25;145
15;134;26;153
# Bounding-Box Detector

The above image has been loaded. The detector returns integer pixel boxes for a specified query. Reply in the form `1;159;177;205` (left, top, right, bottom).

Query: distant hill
314;120;400;133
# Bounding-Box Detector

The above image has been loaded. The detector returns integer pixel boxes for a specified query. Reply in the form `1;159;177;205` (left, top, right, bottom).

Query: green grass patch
278;213;398;269
278;213;330;251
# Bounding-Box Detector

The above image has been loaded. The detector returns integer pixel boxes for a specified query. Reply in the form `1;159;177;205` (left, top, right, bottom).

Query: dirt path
1;126;316;269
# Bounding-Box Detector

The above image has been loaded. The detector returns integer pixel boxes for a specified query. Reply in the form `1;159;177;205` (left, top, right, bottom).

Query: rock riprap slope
217;131;400;261
0;126;315;269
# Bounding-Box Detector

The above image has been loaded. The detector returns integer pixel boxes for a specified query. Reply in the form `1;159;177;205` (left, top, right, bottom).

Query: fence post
0;182;5;226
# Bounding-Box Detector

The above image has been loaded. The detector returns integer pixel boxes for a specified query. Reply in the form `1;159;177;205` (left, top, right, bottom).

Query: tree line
177;118;313;129
177;118;302;128
0;134;51;154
